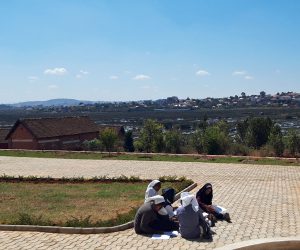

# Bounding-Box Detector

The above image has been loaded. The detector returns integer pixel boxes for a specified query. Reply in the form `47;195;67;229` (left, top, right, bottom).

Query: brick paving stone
0;156;299;249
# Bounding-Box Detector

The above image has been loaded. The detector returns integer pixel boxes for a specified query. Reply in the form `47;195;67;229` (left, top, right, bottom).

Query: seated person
196;183;231;222
144;180;161;201
177;192;212;239
135;195;179;235
161;188;176;218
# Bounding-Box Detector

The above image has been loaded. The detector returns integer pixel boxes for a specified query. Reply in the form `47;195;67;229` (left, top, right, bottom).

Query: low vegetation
0;149;300;166
79;117;300;158
0;175;193;227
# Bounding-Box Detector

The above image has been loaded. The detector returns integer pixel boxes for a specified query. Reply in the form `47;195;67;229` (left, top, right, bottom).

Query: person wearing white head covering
134;195;178;234
144;180;161;201
176;192;212;239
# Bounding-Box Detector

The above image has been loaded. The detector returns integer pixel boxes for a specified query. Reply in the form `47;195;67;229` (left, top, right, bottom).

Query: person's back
177;204;201;239
134;202;158;234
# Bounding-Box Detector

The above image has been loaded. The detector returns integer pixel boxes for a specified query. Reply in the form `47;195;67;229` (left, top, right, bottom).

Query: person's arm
197;197;214;213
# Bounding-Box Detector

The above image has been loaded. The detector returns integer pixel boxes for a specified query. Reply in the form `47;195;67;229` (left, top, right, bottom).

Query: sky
0;0;300;103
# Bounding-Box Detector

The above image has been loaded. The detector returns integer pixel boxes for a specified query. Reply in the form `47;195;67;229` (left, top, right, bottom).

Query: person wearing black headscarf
196;183;231;222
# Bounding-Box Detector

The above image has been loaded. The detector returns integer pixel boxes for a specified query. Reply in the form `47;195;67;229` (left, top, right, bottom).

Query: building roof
0;128;10;143
6;116;99;139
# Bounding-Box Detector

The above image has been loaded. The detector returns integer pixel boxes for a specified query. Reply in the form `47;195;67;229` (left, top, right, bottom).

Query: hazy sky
0;0;300;103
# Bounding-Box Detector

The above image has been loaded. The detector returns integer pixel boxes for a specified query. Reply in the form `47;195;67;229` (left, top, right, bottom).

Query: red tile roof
6;116;99;139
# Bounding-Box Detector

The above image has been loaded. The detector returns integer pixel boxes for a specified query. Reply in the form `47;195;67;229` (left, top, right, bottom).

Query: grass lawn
0;150;300;166
0;180;190;227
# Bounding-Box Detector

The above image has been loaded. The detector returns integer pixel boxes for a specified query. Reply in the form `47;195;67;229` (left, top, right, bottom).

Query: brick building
5;116;99;150
0;128;9;149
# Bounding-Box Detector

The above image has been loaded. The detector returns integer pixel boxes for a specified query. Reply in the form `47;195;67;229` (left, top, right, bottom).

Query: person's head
153;182;161;192
180;192;199;212
200;183;212;196
146;195;166;212
152;202;164;212
205;186;212;195
162;188;175;205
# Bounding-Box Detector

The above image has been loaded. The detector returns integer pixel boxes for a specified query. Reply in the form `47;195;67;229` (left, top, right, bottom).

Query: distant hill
11;99;96;107
0;104;12;110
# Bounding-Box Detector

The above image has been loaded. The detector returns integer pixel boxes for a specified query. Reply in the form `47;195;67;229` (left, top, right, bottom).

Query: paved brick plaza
0;156;299;249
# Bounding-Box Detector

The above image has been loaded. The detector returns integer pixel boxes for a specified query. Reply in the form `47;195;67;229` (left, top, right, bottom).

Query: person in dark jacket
134;195;178;234
196;183;231;222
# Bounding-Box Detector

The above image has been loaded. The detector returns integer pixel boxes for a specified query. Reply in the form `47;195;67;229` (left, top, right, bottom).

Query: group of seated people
134;180;231;240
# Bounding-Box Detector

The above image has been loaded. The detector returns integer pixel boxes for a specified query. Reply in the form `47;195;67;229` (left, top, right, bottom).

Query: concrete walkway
0;156;299;249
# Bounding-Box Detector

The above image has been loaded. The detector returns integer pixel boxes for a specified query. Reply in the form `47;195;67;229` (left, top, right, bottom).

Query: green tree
191;130;204;154
286;130;300;156
138;119;164;152
268;124;284;156
215;120;229;134
203;126;230;155
236;119;249;143
164;130;182;153
245;117;273;148
260;91;266;98
100;128;118;153
123;131;135;152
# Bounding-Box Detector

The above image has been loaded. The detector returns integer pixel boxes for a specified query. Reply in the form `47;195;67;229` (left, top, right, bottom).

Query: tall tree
268;124;284;156
123;130;135;152
245;117;273;148
286;130;300;156
203;126;230;155
192;130;204;154
236;119;249;143
260;91;266;98
100;128;118;154
165;130;182;153
138;119;164;153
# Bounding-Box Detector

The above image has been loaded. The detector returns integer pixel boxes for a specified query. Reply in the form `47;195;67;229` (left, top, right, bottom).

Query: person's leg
198;211;212;239
213;211;224;220
212;211;231;222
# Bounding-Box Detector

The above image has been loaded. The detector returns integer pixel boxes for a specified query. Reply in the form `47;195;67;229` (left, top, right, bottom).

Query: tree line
83;118;300;157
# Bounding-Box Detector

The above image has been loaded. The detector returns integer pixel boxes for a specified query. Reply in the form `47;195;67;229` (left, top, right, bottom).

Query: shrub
14;213;51;226
136;119;165;153
82;139;102;151
191;130;204;154
203;126;230;155
164;130;182;153
268;125;284;156
228;143;250;156
285;130;300;157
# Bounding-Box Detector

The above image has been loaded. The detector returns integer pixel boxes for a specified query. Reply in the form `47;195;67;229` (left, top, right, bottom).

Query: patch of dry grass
0;181;185;226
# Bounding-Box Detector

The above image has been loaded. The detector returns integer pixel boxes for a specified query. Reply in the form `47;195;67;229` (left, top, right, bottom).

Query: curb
0;182;197;234
214;236;300;250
